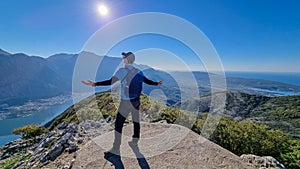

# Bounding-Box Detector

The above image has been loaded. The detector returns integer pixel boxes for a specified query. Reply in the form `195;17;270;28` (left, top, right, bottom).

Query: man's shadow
103;143;150;169
129;142;150;169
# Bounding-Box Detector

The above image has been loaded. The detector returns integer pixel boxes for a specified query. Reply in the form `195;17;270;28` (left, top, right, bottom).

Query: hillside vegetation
249;95;300;139
176;91;300;139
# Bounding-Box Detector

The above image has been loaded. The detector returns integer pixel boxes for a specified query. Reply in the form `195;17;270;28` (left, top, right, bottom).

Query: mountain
0;52;69;105
248;95;300;139
0;49;10;57
47;51;122;82
0;50;123;106
1;49;299;107
170;71;300;97
1;48;300;121
175;91;300;139
47;53;78;82
175;91;269;119
226;75;300;96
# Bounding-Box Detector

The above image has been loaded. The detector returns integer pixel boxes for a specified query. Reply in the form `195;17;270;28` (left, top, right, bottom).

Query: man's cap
121;52;134;58
122;52;135;63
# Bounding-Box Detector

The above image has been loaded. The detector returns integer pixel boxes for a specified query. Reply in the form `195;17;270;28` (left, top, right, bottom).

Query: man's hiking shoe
104;151;124;169
104;151;118;159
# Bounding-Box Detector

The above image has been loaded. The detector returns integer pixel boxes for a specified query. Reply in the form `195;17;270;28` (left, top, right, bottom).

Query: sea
225;71;300;86
0;72;300;146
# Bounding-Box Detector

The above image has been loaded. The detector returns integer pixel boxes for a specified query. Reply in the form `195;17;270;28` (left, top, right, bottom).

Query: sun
98;4;108;16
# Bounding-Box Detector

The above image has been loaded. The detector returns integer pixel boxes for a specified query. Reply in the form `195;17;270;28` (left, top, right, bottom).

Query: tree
13;125;48;139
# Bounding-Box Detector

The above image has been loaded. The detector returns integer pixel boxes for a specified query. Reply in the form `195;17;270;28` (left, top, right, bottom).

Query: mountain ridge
0;49;11;56
1;49;299;105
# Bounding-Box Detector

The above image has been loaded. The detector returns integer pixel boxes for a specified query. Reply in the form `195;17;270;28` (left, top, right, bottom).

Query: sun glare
98;4;108;16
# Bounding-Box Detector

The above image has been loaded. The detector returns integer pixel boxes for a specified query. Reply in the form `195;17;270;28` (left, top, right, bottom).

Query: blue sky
0;0;299;72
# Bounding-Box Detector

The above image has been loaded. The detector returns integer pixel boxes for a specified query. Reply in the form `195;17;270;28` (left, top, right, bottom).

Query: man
81;52;162;158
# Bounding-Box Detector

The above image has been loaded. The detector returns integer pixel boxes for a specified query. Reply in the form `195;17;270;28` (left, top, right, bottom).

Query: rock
59;133;73;145
65;123;78;134
68;142;78;153
40;126;79;163
241;154;286;169
63;164;70;169
72;123;255;169
57;122;69;130
70;159;76;166
157;120;168;124
80;121;92;130
47;144;65;161
76;137;84;144
40;136;56;148
1;142;28;159
106;115;113;122
0;153;10;160
47;130;57;137
55;161;62;168
92;121;102;128
37;131;56;149
34;148;44;155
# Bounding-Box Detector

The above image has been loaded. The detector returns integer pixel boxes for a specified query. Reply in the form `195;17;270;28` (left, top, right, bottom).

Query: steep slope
176;91;300;138
175;91;270;120
248;95;300;139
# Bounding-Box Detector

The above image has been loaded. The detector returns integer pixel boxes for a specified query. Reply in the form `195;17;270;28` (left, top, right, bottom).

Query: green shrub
281;140;300;169
192;114;299;169
12;125;48;139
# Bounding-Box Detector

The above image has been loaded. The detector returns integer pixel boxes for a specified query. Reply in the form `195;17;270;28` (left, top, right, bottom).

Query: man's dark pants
112;98;140;151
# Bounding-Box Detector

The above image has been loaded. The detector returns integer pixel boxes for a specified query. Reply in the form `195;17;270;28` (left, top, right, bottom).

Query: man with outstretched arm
81;52;162;159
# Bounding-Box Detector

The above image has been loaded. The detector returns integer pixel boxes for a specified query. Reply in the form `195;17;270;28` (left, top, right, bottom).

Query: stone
157;120;168;124
81;121;92;130
66;123;78;134
106;116;113;123
68;141;78;153
76;137;84;144
57;122;68;130
63;164;70;169
48;144;64;161
40;136;56;148
241;154;286;169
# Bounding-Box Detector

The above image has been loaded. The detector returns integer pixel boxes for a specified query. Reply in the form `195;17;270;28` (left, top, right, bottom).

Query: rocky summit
0;120;287;169
71;122;256;169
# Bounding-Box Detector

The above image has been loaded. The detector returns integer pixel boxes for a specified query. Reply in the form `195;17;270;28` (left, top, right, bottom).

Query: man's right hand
81;80;96;86
157;80;163;86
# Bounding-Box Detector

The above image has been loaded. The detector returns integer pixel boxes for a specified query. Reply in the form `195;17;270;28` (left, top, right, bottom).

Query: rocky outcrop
0;137;42;160
241;154;286;169
10;122;80;168
0;119;116;169
72;123;256;169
